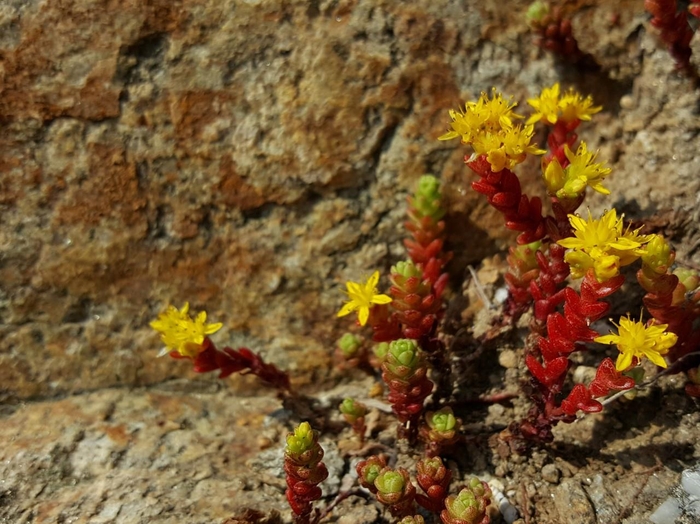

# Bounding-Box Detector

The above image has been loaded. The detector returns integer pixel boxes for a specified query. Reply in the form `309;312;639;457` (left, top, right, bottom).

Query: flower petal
337;302;357;318
366;271;380;290
615;350;634;372
644;349;668;368
371;293;392;305
358;307;370;326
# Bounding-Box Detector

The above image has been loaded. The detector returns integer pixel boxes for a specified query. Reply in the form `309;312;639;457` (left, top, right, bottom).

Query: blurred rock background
1;0;700;522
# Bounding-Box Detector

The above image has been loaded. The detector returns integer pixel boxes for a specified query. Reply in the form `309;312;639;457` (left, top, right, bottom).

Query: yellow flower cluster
439;89;545;172
149;302;223;357
595;316;677;371
543;142;612;198
558;209;651;282
527;83;602;125
337;271;392;326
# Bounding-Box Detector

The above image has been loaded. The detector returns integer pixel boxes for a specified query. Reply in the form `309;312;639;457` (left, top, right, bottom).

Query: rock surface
2;0;700;522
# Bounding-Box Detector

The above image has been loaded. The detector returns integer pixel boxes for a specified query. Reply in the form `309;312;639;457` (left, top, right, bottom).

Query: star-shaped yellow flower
543;142;612;198
559;88;601;123
150;302;223;357
438;89;523;144
527;83;561;125
558;209;650;281
595;316;677;371
337;271;392;326
526;83;602;125
473;124;545;172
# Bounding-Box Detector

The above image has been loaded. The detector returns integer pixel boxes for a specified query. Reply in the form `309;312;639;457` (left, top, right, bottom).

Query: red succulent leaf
563;287;608;319
589;358;635;397
580;272;624;301
433;272;449;298
472;180;498;197
566;316;599;342
546;313;569;339
560;384;603;415
492;191;520;208
526;354;569;386
538;335;575;360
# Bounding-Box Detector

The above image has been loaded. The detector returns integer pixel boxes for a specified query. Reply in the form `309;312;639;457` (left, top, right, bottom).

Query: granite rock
2;2;700;520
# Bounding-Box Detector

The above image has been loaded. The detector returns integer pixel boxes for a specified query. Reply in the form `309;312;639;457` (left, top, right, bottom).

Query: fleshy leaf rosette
441;477;492;524
374;467;417;518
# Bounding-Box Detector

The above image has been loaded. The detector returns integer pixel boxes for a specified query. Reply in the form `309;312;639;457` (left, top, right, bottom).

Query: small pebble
620;94;635;110
572;365;596;384
542;463;561;484
498;349;518;369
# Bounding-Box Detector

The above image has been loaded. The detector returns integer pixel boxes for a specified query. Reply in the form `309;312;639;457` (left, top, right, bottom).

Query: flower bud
338;333;362;358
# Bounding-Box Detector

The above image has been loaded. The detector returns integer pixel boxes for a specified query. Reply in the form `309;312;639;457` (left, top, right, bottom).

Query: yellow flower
527;83;561;125
439;89;523;144
337;271;392;326
559;88;601;123
558;209;650;281
440;89;543;171
472;124;545;172
641;234;674;274
543;142;612;198
149;302;223;357
472;89;522;130
526;83;601;125
595;316;677;371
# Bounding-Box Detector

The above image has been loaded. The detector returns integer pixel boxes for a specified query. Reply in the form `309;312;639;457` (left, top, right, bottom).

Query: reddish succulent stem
466;156;547;244
285;438;328;523
368;304;403;343
404;212;452;286
170;337;291;391
403;188;453;400
543;120;579;169
469;151;574;326
529;4;594;67
528;244;570;331
520;271;634;441
645;0;698;78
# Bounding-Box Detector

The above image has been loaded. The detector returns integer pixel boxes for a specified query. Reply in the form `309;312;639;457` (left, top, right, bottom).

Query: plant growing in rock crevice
439;83;700;447
148;76;700;522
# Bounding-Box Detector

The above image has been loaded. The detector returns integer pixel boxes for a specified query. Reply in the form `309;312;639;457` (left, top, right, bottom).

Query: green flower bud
413;175;445;221
373;342;390;361
363;463;383;485
526;1;549;24
285;421;315;456
429;407;457;432
388;339;420;368
339;398;367;420
392;260;423;280
398;517;425;524
444;477;491;523
467;476;486;497
338;333;362;358
642;235;674;273
673;267;699;293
